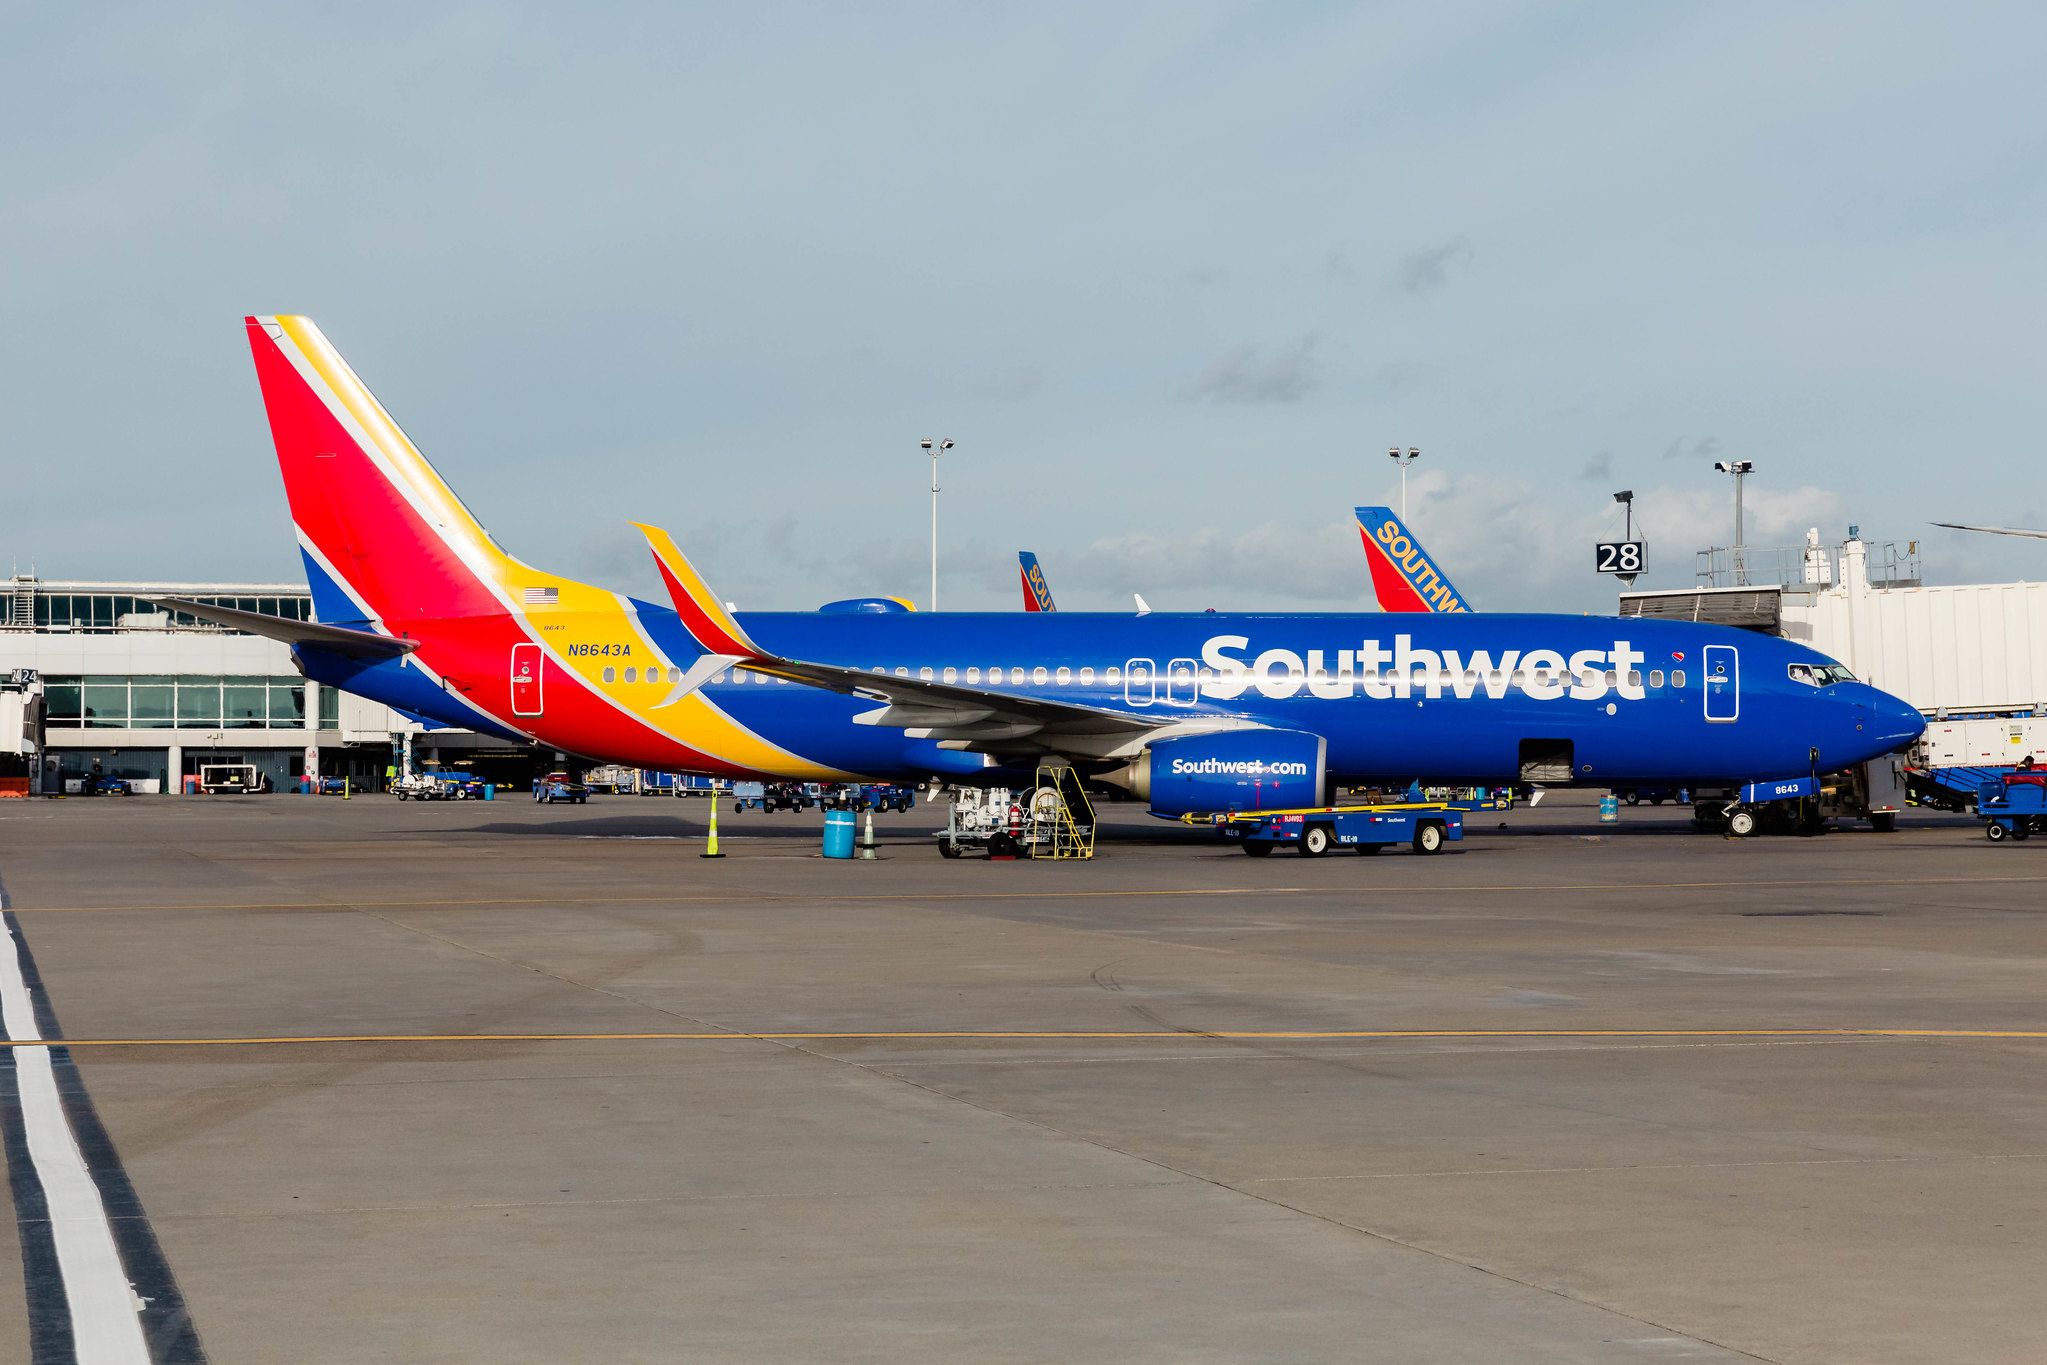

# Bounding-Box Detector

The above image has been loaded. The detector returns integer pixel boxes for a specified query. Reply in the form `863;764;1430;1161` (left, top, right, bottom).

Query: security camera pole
1387;446;1421;520
922;438;954;610
1713;459;1755;585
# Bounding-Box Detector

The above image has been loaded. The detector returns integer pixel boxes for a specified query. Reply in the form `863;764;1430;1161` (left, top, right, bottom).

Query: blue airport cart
1977;776;2047;842
1213;804;1463;857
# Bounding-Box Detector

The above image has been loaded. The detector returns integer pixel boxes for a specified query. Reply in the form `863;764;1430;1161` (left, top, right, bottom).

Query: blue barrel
482;783;495;801
823;809;856;859
1598;794;1620;823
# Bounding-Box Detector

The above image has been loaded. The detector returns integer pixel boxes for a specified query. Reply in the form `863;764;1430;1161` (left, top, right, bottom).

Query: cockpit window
1789;662;1855;687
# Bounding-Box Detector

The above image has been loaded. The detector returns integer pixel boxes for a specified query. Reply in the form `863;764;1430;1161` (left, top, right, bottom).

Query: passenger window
1672;670;1686;688
965;667;980;683
942;668;957;684
1649;669;1664;688
624;667;638;683
895;667;909;677
1031;666;1049;685
1106;666;1122;685
1604;670;1618;688
714;672;727;685
1010;668;1025;685
1079;667;1095;685
668;668;681;684
602;667;616;683
1626;670;1641;688
1055;667;1071;685
919;667;933;681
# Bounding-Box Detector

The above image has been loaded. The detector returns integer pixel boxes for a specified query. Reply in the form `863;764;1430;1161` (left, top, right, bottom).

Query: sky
4;2;2043;613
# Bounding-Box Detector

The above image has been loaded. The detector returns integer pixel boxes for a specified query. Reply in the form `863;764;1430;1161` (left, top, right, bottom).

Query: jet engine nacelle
1118;729;1327;817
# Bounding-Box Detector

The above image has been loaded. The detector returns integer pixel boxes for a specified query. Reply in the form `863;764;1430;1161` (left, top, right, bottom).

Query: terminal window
44;675;315;730
32;593;312;632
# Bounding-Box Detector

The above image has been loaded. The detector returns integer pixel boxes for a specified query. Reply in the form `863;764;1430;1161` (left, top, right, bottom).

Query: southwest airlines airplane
170;316;1923;819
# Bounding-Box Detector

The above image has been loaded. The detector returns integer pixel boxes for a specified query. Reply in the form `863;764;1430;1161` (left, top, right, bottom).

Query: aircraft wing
1933;522;2047;541
636;524;1225;760
151;597;418;658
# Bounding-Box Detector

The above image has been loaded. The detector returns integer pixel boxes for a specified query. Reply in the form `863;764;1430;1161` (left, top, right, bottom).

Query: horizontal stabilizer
152;597;417;657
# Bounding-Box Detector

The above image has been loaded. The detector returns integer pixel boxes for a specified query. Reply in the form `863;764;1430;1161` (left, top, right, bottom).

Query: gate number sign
1595;541;1645;575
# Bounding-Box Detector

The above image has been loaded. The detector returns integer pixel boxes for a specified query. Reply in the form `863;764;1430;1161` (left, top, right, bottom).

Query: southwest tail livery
1356;506;1469;613
172;316;1923;817
1019;552;1056;611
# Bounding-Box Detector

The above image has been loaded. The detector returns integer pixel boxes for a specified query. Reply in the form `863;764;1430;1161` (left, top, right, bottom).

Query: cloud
1581;451;1614;481
1393;236;1473;295
1661;435;1723;463
1181;334;1319;404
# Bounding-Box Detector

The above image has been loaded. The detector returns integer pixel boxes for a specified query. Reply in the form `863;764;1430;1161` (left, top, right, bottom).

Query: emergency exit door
1702;644;1738;723
511;643;543;716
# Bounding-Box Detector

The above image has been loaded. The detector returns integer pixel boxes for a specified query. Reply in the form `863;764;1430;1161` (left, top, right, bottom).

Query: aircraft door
511;643;543;716
1702;644;1738;722
1164;657;1198;707
1124;658;1156;708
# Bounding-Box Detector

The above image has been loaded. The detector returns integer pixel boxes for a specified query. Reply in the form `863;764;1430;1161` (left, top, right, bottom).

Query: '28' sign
1595;541;1645;575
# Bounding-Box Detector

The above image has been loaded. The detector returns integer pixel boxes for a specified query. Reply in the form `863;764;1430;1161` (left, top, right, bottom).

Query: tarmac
0;791;2043;1363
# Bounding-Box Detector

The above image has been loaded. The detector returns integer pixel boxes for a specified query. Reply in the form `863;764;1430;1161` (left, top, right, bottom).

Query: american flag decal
523;587;559;605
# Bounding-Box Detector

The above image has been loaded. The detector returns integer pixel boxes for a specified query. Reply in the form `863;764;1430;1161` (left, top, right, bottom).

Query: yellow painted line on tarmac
6;1028;2047;1050
12;872;2047;915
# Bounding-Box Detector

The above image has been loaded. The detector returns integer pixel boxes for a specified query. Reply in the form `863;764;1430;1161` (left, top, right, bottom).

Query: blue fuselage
310;606;1924;789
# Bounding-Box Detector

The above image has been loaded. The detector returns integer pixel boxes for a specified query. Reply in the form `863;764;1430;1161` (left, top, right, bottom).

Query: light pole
921;438;954;610
1713;459;1754;585
1387;447;1420;520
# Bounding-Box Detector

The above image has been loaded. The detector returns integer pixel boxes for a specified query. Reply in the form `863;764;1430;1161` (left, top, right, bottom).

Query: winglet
633;523;761;658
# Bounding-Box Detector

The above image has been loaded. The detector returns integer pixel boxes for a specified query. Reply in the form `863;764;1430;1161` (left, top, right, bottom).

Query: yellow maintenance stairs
1031;764;1097;859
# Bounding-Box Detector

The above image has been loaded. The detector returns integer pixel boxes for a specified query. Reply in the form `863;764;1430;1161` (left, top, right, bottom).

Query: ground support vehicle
936;769;1094;859
533;772;589;804
855;784;915;813
1978;776;2047;841
760;782;813;813
1692;760;1906;836
1213;803;1462;857
199;764;261;795
90;775;132;796
727;780;766;810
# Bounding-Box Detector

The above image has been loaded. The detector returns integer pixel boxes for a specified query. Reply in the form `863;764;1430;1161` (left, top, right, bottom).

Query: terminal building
0;575;541;794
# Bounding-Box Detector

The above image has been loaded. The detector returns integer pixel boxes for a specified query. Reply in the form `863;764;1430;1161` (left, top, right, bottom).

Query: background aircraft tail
245;315;541;626
1354;506;1471;613
1019;551;1057;611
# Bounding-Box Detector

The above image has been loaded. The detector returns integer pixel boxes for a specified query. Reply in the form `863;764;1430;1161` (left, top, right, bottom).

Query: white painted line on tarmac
0;916;151;1363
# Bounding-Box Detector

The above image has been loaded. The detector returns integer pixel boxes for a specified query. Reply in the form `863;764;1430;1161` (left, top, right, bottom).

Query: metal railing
1695;541;1921;590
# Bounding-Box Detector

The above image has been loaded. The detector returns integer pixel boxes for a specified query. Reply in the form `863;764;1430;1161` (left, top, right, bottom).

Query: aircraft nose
1865;689;1925;753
